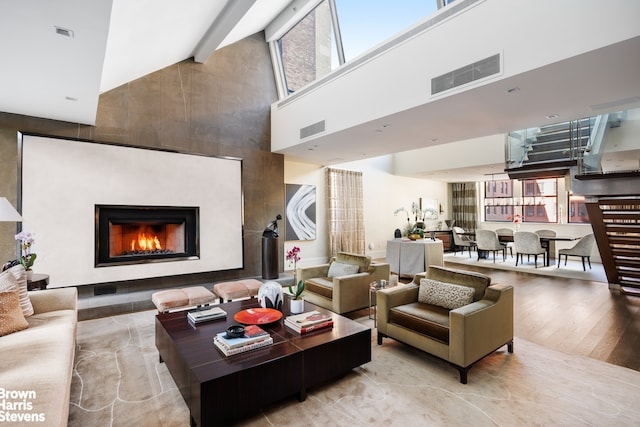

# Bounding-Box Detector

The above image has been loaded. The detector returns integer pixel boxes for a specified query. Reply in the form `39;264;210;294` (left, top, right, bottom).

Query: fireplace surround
95;205;199;267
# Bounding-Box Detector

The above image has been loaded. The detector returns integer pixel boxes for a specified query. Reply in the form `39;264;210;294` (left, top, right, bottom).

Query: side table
369;280;390;323
27;273;49;291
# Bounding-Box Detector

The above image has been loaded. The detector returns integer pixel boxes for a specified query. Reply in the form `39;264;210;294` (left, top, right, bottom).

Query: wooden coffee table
155;299;371;426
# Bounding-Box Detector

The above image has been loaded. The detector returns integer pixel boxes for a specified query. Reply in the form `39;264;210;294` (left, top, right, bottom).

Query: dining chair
475;229;506;263
514;231;546;268
495;228;515;257
534;229;556;237
558;234;595;271
451;226;476;257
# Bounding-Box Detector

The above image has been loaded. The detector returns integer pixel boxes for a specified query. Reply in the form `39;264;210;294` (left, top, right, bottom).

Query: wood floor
441;261;640;372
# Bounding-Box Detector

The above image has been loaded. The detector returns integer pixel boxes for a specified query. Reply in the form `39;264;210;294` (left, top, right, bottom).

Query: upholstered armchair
495;228;515;257
558;233;595;270
451;227;476;257
514;231;546;268
475;229;506;262
297;252;390;314
377;266;513;383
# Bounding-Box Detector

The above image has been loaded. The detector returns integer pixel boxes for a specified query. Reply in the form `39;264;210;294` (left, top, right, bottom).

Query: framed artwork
285;184;316;241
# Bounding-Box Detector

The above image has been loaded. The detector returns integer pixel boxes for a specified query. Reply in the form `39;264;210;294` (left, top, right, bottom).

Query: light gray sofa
0;287;77;427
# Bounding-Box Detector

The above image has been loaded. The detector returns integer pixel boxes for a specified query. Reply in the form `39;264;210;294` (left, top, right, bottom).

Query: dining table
459;231;580;266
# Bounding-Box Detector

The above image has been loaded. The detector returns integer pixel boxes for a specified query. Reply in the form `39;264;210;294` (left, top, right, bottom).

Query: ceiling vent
300;120;326;139
54;26;74;38
431;54;500;95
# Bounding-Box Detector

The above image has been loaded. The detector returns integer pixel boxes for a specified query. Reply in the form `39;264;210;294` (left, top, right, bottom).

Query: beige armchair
377;266;513;383
297;252;390;314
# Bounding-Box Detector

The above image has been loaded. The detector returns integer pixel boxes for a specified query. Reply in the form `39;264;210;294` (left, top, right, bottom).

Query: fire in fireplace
95;205;199;267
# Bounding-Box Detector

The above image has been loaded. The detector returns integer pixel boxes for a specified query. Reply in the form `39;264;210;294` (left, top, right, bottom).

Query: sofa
297;252;390;314
0;271;77;427
376;265;513;383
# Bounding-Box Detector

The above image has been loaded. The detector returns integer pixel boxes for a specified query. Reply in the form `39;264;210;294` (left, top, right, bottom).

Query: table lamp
0;197;22;222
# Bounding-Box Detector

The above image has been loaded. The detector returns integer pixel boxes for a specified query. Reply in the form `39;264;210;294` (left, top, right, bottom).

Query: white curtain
326;168;365;256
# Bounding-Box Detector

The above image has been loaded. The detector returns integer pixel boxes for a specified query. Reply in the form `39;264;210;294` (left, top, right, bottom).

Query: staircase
585;196;640;296
506;111;640;295
506;118;593;179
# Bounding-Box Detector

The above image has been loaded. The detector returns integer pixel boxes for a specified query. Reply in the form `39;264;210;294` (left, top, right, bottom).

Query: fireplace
95;205;199;267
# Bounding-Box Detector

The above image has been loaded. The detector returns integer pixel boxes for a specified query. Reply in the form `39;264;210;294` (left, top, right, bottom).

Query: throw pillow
327;261;360;278
0;273;29;337
3;265;34;317
418;278;475;310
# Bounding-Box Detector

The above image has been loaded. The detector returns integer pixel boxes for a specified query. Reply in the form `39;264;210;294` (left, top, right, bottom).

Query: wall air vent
431;54;500;95
300;120;326;139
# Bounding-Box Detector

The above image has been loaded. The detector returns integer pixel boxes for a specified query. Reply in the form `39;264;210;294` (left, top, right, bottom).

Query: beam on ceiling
193;0;256;63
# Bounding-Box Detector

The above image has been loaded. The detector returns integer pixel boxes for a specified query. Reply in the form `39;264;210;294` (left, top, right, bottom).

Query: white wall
284;155;447;266
21;135;244;287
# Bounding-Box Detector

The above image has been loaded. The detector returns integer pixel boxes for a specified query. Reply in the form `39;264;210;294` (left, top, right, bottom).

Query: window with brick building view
485;178;561;223
276;1;441;95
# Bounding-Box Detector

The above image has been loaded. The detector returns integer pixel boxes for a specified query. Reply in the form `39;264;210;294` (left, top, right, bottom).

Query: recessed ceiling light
505;87;520;94
54;26;74;38
65;96;78;101
545;114;559;119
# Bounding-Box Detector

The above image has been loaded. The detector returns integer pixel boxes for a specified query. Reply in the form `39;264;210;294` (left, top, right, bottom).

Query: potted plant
286;246;305;313
288;279;305;314
15;230;37;279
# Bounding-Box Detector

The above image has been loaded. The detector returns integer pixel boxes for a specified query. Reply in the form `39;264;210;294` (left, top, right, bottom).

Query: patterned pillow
418;278;475;310
4;265;34;317
327;261;360;278
0;271;29;337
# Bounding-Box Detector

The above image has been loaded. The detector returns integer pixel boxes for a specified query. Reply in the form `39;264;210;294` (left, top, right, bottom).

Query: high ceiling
0;0;298;125
1;0;639;182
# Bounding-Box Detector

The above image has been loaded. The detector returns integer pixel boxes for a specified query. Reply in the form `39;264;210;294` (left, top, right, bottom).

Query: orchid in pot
286;246;305;313
15;231;37;273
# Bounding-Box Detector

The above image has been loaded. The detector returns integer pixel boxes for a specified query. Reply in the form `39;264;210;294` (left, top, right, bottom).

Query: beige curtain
451;182;478;231
326;168;365;256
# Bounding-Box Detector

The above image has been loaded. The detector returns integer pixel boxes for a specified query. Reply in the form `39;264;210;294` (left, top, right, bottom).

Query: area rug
444;251;608;283
69;310;640;426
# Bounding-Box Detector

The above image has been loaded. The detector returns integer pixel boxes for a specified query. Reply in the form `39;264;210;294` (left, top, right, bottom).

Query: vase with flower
512;213;522;232
285;246;305;313
15;230;37;280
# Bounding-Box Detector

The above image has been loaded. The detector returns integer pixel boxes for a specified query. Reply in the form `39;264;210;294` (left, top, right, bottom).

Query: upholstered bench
152;286;216;313
213;279;263;303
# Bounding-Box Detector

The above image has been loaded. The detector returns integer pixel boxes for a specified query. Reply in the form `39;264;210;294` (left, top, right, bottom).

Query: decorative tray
233;308;283;325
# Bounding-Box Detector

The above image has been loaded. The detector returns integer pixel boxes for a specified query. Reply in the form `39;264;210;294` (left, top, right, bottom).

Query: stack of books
213;325;273;356
285;310;333;334
187;306;227;325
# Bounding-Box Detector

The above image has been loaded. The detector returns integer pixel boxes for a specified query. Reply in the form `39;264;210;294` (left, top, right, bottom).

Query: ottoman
213;279;263;303
152;286;216;313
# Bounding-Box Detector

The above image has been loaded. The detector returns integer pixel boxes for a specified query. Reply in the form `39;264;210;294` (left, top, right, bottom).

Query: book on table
285;310;331;327
285;319;334;334
214;335;273;356
187;306;227;324
214;325;270;349
285;310;333;334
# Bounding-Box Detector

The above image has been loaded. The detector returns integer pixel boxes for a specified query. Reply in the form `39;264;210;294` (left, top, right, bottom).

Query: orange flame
130;233;162;251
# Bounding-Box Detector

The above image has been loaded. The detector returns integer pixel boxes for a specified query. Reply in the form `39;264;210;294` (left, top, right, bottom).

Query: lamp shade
0;197;22;222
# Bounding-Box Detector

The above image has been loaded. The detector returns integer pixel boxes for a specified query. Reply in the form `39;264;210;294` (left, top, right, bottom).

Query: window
334;0;437;61
485;178;559;223
484;179;514;222
278;1;337;94
521;179;557;223
568;195;590;223
272;0;448;99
